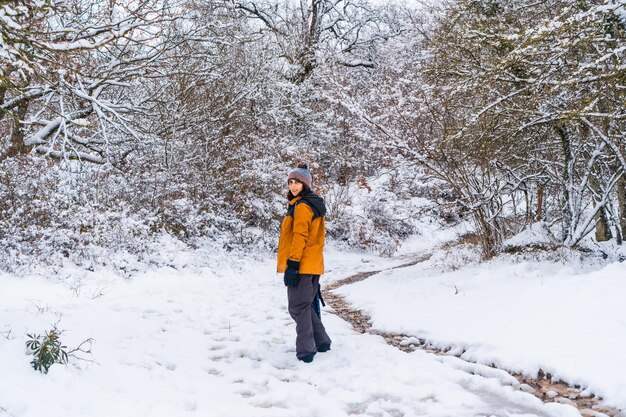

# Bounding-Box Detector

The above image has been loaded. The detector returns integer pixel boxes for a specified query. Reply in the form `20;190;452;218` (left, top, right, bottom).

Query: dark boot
298;352;316;363
317;343;331;352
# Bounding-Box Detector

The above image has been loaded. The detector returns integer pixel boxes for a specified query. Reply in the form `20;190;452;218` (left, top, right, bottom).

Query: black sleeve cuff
286;259;300;271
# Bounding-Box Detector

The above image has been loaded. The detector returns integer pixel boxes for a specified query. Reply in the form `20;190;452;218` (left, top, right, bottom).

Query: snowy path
0;256;582;417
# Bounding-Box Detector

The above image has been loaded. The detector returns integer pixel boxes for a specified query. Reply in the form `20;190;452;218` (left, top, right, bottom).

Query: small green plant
26;326;69;374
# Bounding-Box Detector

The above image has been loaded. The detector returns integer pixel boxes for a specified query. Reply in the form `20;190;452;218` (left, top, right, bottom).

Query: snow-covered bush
0;157;152;273
325;170;451;256
0;154;287;274
430;241;483;272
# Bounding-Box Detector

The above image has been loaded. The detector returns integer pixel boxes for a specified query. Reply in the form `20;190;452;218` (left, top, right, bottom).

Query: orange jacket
277;197;325;275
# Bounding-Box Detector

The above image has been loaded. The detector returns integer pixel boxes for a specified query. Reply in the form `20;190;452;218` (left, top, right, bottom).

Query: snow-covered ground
335;231;626;412
0;241;586;417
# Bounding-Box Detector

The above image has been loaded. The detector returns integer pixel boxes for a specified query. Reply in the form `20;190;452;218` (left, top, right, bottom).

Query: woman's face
289;179;303;196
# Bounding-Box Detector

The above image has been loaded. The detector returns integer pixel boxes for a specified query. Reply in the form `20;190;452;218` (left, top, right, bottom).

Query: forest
1;0;625;271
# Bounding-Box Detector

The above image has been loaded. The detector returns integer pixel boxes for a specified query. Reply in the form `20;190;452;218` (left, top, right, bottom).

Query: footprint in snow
252;400;288;410
212;334;240;342
158;362;176;371
208;353;228;361
237;390;254;398
208;344;225;351
183;400;197;412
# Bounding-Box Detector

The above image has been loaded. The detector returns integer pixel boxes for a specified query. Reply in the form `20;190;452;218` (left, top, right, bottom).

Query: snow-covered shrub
323;183;356;221
430;238;483;271
0;158;172;273
0;154;285;274
326;179;429;255
499;223;625;266
0;157;97;272
0;152;449;274
502;222;560;254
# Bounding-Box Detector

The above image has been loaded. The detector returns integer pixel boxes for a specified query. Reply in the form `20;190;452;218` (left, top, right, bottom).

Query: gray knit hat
288;163;312;189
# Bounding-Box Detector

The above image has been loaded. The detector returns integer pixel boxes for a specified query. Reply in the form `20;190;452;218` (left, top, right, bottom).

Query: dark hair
287;183;310;200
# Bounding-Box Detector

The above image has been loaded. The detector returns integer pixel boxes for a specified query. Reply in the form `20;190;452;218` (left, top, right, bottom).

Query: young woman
277;163;332;363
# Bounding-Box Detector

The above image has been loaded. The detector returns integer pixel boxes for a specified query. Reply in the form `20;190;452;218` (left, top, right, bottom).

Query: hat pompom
297;163;308;170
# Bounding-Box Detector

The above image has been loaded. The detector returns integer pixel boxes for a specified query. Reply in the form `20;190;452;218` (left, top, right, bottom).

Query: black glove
284;259;300;287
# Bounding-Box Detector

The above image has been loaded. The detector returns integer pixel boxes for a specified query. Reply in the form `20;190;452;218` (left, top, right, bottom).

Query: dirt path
322;255;622;417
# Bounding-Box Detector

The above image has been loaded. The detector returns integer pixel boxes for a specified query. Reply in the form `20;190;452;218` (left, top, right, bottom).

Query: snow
335;242;626;411
503;222;558;248
0;243;587;417
0;6;23;30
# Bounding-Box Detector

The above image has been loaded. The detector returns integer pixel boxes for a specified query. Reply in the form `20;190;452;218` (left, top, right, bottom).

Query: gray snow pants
287;274;332;359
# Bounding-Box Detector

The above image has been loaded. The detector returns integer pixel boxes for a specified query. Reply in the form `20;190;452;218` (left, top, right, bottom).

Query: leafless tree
1;0;182;164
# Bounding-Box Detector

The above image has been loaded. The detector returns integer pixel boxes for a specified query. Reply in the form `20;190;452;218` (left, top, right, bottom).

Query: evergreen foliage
26;327;69;374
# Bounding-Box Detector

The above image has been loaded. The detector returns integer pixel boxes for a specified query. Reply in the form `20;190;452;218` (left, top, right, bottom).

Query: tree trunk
0;101;30;161
0;82;6;123
536;184;544;221
557;125;573;243
595;205;612;242
618;178;626;242
474;207;500;259
613;210;623;246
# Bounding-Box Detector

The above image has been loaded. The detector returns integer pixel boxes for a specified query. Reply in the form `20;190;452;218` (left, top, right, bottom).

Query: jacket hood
289;191;326;219
299;192;326;218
